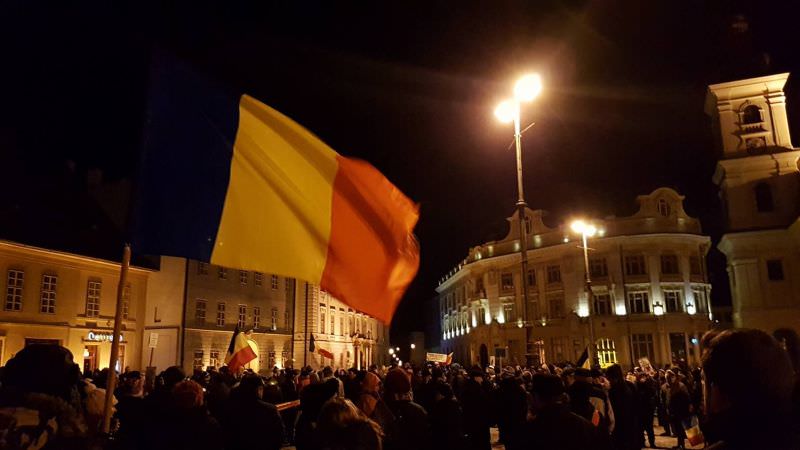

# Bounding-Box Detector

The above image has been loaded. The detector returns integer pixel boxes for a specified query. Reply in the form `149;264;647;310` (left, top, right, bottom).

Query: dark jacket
460;378;493;450
158;407;224;450
516;403;608;450
608;380;639;450
384;398;431;450
223;395;284;450
493;377;528;450
429;397;466;449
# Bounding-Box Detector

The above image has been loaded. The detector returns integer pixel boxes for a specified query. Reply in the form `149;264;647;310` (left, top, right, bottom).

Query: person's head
434;381;454;402
317;397;383;450
162;366;187;389
238;374;266;399
361;371;381;395
561;367;575;386
702;329;794;418
574;367;593;384
468;365;484;383
1;344;81;404
605;364;624;383
384;368;412;399
322;366;334;378
172;380;204;409
530;374;565;413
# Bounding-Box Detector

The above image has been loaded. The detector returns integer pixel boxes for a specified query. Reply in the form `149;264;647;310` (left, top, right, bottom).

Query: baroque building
707;73;800;332
292;283;390;370
0;240;151;372
436;188;712;369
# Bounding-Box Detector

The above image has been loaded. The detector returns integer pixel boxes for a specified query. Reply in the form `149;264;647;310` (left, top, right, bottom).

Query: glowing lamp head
571;220;597;237
389;348;394;355
494;99;518;124
653;302;665;316
410;343;416;349
686;302;696;315
514;74;543;102
577;305;590;318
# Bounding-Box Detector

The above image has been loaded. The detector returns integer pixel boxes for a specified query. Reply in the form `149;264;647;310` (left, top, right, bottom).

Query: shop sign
87;331;122;342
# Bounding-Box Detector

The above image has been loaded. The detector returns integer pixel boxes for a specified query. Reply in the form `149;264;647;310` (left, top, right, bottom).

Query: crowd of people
0;327;798;450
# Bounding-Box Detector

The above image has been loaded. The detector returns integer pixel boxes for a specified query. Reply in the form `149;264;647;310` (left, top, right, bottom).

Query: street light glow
494;100;517;124
514;74;542;102
388;348;394;355
410;343;416;349
570;220;597;237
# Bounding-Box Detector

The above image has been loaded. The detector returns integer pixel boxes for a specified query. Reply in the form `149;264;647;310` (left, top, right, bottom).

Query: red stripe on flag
320;156;419;324
227;345;257;372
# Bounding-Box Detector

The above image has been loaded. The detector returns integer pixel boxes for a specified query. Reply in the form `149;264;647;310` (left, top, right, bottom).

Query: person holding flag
225;326;257;373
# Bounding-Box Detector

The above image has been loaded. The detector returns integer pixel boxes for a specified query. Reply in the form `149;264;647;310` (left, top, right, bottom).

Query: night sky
3;1;800;344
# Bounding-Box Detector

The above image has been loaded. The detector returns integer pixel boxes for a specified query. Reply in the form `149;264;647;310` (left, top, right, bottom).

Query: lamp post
495;74;542;366
571;219;598;367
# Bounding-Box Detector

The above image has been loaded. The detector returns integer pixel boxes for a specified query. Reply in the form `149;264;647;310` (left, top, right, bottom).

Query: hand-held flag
225;326;257;372
132;55;419;324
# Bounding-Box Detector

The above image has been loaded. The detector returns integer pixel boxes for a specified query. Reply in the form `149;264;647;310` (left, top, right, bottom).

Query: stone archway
479;344;489;368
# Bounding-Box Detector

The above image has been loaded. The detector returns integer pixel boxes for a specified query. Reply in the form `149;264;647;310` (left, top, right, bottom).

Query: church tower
706;73;800;332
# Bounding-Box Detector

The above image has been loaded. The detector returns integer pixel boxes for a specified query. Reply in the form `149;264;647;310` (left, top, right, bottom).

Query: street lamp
410;343;416;349
571;219;598;367
495;73;542;367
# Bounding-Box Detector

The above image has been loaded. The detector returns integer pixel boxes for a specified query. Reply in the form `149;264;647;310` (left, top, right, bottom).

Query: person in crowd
0;344;89;449
568;367;613;434
205;370;231;423
382;368;430;450
296;377;341;450
356;370;393;430
114;371;146;450
703;329;799;450
157;379;223;450
635;371;658;449
428;381;466;448
665;370;691;449
222;374;284;450
493;368;528;450
315;396;383;450
460;366;493;450
657;369;672;437
516;374;608;450
606;364;639;450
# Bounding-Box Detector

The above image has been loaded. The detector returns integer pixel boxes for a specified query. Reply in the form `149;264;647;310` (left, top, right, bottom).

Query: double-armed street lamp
494;74;543;365
571;219;598;367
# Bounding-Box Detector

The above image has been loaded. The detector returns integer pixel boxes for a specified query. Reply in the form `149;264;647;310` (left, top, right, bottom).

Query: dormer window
657;199;671;217
742;104;762;124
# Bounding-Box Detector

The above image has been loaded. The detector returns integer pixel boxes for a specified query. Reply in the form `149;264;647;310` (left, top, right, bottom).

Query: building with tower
706;73;800;332
436;188;712;369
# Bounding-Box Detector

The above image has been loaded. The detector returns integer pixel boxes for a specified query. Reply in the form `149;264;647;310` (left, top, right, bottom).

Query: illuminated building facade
0;240;151;372
292;283;390;370
437;188;712;369
708;73;800;333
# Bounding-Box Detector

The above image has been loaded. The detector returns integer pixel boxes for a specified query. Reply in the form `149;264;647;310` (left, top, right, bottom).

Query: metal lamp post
571;220;598;367
495;74;542;366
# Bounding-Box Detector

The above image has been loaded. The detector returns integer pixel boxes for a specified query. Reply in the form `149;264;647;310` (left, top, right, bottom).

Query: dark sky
2;1;800;343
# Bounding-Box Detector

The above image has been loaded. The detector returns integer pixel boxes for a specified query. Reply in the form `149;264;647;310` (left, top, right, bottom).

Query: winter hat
385;368;411;395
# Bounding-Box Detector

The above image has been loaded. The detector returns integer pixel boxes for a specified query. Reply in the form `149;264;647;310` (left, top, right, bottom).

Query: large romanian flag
225;327;257;372
132;56;419;323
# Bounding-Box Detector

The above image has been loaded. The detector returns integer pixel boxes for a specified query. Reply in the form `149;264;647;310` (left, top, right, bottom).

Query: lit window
330;306;336;335
627;291;650;314
339;308;345;336
320;304;326;334
5;269;24;312
40;274;57;314
209;350;220;368
271;275;279;290
624;255;646;276
589;258;607;278
86;280;101;317
501;272;514;292
238;305;247;328
239;270;248;285
193;350;204;370
661;255;680;275
197;262;208;275
767;259;784;281
253;307;261;329
596;338;618;367
254;272;263;286
216;302;226;327
271;307;278;331
218;267;227;280
593;294;611;316
546;265;561;284
503;303;515;322
664;290;682;313
196;299;207;324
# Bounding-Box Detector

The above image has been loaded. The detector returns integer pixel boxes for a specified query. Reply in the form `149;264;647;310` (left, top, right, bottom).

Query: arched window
657;199;671;217
742;105;762;124
755;182;774;212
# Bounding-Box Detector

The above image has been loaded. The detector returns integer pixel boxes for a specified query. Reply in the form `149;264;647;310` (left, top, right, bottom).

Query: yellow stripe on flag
211;95;339;282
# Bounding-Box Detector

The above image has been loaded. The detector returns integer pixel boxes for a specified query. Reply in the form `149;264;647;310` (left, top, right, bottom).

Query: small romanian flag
132;55;420;324
317;348;334;360
225;327;257;372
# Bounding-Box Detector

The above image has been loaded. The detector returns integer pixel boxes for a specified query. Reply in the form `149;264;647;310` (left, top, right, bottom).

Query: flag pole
101;243;131;434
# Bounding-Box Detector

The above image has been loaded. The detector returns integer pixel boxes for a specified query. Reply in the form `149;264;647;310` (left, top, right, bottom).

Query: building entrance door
669;332;687;367
84;345;98;373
